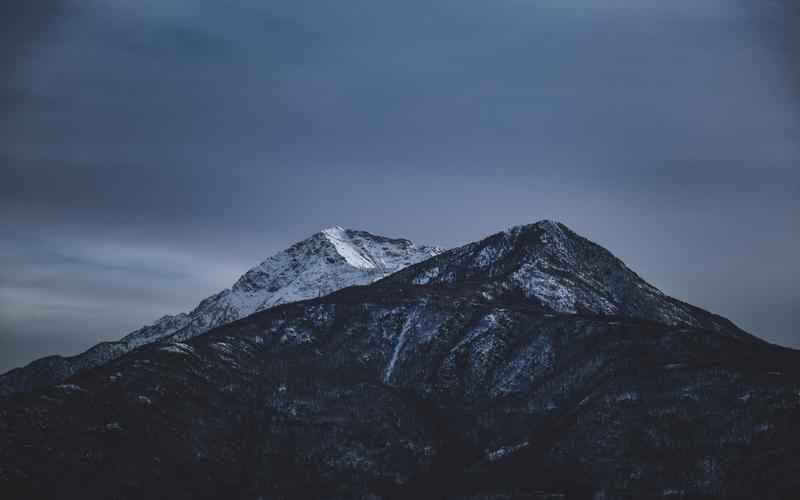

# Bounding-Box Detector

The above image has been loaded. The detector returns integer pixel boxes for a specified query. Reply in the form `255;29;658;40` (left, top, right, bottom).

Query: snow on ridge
122;227;442;348
486;441;530;462
383;310;417;385
395;220;719;330
321;226;377;270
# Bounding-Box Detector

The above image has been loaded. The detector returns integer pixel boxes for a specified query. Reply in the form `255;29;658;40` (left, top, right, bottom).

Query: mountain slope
0;227;443;395
1;221;798;499
383;221;748;337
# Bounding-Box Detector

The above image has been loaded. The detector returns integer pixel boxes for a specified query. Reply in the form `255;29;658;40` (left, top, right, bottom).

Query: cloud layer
1;0;798;372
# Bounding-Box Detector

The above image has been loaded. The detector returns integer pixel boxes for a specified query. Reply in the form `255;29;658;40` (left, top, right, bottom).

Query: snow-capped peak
0;227;445;395
124;227;444;344
320;226;376;270
386;220;735;331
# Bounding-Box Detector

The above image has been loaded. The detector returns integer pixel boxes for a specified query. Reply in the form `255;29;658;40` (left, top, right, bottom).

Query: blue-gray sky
1;0;798;373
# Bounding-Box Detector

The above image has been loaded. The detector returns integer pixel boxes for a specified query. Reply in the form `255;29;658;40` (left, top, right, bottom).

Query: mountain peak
319;226;377;270
387;221;741;334
0;227;444;396
507;218;566;233
502;219;574;246
320;224;347;235
0;223;783;499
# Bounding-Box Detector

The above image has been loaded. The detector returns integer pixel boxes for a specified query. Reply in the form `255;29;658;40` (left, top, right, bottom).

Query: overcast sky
1;0;798;373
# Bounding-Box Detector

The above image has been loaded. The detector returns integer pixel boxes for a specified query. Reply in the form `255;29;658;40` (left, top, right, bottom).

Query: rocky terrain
1;221;798;499
0;227;442;396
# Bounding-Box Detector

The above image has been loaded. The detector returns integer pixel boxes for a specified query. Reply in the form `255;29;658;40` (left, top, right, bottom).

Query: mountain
383;220;747;336
2;221;799;499
0;226;443;396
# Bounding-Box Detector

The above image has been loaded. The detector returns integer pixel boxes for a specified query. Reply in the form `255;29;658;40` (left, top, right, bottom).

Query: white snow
123;313;191;349
476;244;510;268
412;266;441;285
119;227;442;348
615;391;639;402
486;441;530;462
452;313;501;352
56;384;86;393
279;326;313;345
383;310;418;384
512;265;579;313
159;343;194;355
401;220;711;330
321;226;376;269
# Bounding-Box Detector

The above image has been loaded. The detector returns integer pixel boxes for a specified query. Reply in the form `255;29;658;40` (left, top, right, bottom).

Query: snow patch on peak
321;227;376;269
127;228;442;346
393;221;724;330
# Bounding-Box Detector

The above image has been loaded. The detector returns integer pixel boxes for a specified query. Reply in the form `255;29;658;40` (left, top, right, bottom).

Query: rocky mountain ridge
0;226;443;395
1;221;797;499
384;221;746;336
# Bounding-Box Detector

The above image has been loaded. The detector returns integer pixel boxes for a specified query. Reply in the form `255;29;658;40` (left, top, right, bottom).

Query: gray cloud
1;0;798;372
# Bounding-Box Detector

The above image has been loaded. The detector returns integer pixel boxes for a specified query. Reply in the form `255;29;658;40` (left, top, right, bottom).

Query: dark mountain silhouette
2;221;798;499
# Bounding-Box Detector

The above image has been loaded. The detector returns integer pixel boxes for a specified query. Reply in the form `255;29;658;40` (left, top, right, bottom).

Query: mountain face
0;227;443;396
384;221;746;336
2;221;799;499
